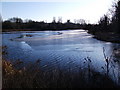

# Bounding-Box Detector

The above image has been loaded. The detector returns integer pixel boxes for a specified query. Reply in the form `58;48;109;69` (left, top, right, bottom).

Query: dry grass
2;59;119;88
93;32;120;43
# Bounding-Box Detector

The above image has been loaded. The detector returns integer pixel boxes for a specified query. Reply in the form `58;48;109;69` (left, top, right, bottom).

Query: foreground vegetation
2;59;119;88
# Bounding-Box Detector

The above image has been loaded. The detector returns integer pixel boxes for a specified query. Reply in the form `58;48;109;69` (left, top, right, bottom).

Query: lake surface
2;29;120;83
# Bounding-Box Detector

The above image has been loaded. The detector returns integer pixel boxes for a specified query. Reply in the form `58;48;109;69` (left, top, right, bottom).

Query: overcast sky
1;0;116;23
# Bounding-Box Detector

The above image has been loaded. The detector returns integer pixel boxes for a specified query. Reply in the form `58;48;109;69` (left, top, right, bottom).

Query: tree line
2;17;88;31
2;1;120;34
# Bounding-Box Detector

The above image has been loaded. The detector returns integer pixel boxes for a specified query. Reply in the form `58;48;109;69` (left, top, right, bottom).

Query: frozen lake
2;30;120;82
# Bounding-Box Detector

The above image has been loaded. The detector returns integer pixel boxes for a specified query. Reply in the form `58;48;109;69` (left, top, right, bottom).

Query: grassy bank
88;31;120;43
2;58;120;88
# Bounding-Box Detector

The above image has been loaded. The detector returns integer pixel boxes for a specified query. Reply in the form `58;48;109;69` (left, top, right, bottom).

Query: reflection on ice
14;30;92;41
20;41;33;50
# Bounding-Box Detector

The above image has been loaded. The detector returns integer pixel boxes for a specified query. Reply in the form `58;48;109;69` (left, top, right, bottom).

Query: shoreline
89;32;120;43
2;28;82;32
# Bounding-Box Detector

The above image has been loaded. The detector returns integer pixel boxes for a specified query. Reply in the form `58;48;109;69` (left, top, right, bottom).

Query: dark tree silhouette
112;1;120;33
98;15;110;32
67;19;70;23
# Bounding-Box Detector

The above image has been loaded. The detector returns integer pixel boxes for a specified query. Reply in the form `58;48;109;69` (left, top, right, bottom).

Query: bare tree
57;17;62;23
8;17;23;23
77;19;86;24
52;17;56;23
